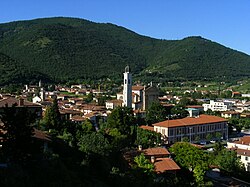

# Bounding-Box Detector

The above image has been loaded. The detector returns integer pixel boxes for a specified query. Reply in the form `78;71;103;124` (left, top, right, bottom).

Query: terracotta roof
154;158;180;173
84;112;99;118
132;86;144;91
222;111;240;114
70;115;85;122
143;147;170;157
152;114;227;128
106;100;123;104
230;148;250;157
140;125;154;131
33;129;51;142
60;109;82;115
234;136;250;145
186;105;204;109
0;97;41;107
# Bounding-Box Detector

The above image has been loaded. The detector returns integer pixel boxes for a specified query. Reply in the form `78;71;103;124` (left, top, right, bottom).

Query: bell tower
123;66;132;108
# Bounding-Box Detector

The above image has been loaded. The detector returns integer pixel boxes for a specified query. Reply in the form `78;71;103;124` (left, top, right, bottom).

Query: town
1;66;250;186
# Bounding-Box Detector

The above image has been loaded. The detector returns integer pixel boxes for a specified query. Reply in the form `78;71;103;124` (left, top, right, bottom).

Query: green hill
0;17;250;85
0;52;51;86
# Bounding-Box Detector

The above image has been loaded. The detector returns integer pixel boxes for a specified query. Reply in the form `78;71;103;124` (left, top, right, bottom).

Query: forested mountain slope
0;17;250;84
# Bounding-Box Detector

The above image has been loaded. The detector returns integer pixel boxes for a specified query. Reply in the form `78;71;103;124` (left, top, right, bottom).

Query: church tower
123;66;132;108
40;88;45;101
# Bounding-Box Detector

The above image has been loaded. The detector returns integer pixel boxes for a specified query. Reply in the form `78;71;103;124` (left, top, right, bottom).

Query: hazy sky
1;0;250;55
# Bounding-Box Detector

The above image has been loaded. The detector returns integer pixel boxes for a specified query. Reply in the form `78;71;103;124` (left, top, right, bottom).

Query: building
0;97;42;118
227;136;250;171
123;66;132;108
112;66;159;111
152;114;228;144
123;147;180;174
221;111;240;119
203;100;233;112
105;99;123;110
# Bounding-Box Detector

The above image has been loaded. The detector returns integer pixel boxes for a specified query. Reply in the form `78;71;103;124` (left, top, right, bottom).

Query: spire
125;65;130;73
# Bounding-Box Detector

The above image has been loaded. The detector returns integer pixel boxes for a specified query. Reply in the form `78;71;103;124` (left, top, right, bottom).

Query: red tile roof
0;97;40;107
230;148;250;157
143;147;170;157
222;111;240;114
152;114;227;128
234;136;250;145
132;86;144;91
140;125;154;131
154;158;180;173
186;105;204;109
70;115;85;122
33;129;51;142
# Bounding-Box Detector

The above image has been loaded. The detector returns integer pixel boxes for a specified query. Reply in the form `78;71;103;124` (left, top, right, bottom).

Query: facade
105;99;123;110
227;136;250;171
203;100;233;112
152;114;228;144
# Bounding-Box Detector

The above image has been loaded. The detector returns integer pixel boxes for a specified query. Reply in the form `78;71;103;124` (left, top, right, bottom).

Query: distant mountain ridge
0;17;250;85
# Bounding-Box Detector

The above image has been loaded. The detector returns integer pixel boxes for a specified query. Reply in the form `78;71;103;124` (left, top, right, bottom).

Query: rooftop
143;147;170;157
153;114;227;128
0;97;41;107
140;125;154;131
154;158;181;173
234;136;250;145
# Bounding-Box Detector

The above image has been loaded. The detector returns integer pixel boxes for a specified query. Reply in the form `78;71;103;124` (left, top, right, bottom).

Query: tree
78;132;111;156
170;142;209;184
214;149;244;173
106;106;135;135
0;106;35;163
43;98;62;133
134;153;154;174
146;101;167;125
135;127;162;148
171;105;189;119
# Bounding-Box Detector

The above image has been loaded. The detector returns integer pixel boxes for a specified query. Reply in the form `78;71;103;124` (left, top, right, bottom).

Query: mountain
0;17;250;85
0;52;50;86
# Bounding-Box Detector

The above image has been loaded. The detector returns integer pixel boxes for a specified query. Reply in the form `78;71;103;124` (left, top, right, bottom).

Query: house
0;97;42;118
227;136;250;171
221;111;240;119
203;100;233;112
105;99;123;110
152;114;228;144
123;147;180;174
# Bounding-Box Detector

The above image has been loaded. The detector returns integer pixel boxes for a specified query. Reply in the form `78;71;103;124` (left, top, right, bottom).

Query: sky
1;0;250;55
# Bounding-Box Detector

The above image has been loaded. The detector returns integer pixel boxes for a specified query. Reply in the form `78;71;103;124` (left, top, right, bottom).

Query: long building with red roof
152;114;228;144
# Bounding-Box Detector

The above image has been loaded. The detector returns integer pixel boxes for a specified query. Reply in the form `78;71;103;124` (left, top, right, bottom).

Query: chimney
19;98;24;106
244;152;246;155
138;145;142;151
151;156;155;163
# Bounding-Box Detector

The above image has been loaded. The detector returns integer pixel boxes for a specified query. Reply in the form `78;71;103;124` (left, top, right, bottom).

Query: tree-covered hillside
0;17;250;84
0;52;51;86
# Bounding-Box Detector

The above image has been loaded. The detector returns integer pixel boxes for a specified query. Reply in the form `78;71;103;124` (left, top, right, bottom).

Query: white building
203;100;233;112
227;136;250;171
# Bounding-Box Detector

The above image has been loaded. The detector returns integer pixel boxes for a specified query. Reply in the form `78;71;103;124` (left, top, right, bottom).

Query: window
246;156;248;161
125;79;127;84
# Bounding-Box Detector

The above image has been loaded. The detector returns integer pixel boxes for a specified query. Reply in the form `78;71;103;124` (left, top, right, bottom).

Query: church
106;66;159;111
